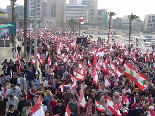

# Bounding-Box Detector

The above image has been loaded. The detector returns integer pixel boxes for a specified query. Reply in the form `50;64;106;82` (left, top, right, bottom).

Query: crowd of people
0;28;155;116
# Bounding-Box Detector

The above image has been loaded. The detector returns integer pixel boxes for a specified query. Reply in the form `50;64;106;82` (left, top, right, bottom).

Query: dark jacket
0;100;5;115
7;110;18;116
17;100;28;113
25;70;34;81
53;104;66;116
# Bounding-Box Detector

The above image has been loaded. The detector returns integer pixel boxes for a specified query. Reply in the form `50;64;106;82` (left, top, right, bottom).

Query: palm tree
23;0;27;57
10;0;17;47
108;11;116;41
128;13;139;45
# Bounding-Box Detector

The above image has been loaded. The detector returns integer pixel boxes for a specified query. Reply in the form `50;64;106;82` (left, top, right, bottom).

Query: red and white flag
30;96;45;116
95;101;105;112
145;50;150;62
60;83;65;93
110;63;122;77
92;68;98;84
105;96;122;116
79;16;84;24
78;89;86;107
73;69;86;81
104;75;111;87
30;56;36;65
148;106;155;116
65;105;71;116
96;48;104;57
48;56;52;66
122;94;129;105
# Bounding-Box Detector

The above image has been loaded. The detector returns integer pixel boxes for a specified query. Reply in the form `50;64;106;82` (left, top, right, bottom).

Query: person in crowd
68;96;79;116
53;100;66;116
7;104;18;116
10;84;22;98
21;102;32;116
1;84;10;111
27;85;35;106
0;96;5;116
17;95;28;115
17;45;21;57
43;90;53;111
7;95;19;110
25;67;34;91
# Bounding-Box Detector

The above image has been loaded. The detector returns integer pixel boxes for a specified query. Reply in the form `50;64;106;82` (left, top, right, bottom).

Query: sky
0;0;155;20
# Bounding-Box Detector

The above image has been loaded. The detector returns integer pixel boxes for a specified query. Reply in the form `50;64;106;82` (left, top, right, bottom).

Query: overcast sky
0;0;154;20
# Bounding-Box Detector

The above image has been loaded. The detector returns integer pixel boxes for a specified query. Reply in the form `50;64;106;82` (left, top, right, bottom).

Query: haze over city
0;0;155;20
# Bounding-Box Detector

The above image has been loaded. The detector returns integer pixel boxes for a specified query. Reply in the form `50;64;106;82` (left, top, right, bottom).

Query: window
51;3;56;17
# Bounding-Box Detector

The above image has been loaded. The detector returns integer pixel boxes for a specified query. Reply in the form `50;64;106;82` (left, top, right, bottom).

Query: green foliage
0;11;6;14
68;19;79;25
128;13;139;21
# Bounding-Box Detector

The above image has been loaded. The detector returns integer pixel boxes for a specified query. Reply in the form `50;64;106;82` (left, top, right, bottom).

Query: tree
68;19;78;34
10;0;17;47
128;13;139;45
23;0;27;57
108;11;116;41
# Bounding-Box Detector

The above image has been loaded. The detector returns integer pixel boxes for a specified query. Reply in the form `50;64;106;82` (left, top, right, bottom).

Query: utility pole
34;0;38;67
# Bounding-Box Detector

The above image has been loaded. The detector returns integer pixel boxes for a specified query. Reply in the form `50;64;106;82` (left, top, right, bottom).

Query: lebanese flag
92;68;98;84
95;101;105;112
122;94;129;106
106;96;122;116
96;48;104;57
37;53;45;64
30;96;45;116
104;75;111;87
48;56;52;66
71;76;77;90
136;72;148;90
63;54;69;62
73;69;86;81
65;105;71;116
59;83;65;93
30;56;36;65
148;106;155;116
153;51;155;58
78;62;85;69
124;62;139;82
110;63;122;77
78;89;86;107
145;50;150;62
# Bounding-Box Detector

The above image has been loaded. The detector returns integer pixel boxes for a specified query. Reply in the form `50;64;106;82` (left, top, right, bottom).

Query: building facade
66;5;88;23
144;14;155;32
112;16;144;31
42;0;66;28
69;0;78;4
6;5;24;19
82;0;98;24
97;9;108;28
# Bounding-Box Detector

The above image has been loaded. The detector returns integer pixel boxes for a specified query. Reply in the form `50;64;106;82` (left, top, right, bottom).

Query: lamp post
34;0;37;67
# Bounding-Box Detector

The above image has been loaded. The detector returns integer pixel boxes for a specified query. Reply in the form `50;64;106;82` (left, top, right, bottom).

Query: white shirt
17;78;20;84
122;88;131;94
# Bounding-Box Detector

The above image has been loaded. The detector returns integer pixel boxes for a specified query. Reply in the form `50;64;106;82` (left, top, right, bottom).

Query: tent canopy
0;24;14;28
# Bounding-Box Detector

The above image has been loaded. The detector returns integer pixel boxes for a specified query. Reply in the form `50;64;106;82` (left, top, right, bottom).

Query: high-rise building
97;9;108;28
144;14;155;32
42;0;66;27
82;0;98;24
28;0;42;19
66;4;88;23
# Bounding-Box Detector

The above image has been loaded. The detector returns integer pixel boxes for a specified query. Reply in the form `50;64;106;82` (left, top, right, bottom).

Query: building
82;0;98;24
144;14;155;32
28;0;42;19
15;5;24;19
69;0;78;4
112;16;144;31
6;5;24;19
42;0;66;28
97;9;108;28
66;4;88;23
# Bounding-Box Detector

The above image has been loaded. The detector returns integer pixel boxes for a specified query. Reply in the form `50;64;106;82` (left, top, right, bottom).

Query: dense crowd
0;28;155;116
